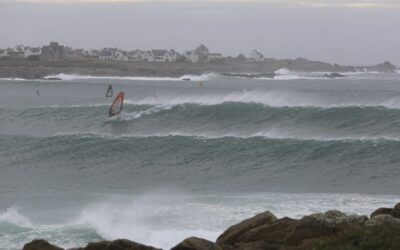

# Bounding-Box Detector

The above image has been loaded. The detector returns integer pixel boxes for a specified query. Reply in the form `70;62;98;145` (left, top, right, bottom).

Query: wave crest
43;73;217;82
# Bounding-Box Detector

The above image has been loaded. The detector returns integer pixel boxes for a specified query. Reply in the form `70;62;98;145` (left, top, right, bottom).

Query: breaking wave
43;73;218;81
124;90;400;109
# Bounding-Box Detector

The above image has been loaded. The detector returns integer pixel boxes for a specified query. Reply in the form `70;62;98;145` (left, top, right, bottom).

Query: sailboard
109;92;124;117
106;85;113;97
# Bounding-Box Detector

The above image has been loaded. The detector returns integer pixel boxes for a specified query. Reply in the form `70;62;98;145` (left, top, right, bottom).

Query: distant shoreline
0;58;397;80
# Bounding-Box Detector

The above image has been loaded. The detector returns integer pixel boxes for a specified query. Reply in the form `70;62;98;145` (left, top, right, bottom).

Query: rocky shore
0;58;397;80
23;202;400;250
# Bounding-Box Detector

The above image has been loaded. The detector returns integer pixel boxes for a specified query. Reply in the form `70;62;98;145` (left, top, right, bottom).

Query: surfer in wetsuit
106;85;113;97
37;90;40;96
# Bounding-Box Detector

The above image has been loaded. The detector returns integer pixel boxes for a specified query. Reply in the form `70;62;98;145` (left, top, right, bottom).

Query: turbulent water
1;71;400;249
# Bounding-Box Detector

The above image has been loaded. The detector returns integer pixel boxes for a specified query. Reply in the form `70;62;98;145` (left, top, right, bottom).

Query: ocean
1;71;400;249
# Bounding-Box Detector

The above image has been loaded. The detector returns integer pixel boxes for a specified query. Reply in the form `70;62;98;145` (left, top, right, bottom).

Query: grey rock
171;237;221;250
216;211;277;246
23;239;64;250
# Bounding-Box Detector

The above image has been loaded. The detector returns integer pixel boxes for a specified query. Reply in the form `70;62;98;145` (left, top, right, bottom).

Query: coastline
0;58;397;80
22;202;400;250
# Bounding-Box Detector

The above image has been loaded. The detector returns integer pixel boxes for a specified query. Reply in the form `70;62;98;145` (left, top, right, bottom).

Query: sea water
1;72;400;249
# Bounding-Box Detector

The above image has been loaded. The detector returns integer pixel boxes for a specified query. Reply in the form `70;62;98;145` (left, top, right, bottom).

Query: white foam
43;73;217;82
0;208;100;249
0;207;32;228
269;68;399;81
116;105;171;121
274;68;291;75
47;103;108;108
125;90;311;107
123;90;400;109
269;68;324;80
52;128;400;143
0;77;28;81
75;193;222;249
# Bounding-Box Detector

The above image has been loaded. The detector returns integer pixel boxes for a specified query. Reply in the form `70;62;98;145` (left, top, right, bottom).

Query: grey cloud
0;1;399;65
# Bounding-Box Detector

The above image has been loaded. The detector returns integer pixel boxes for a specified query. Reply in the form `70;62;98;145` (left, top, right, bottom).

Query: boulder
370;207;393;218
221;240;280;250
370;202;400;219
317;214;400;250
216;211;277;246
391;203;400;219
171;237;222;250
240;217;298;244
285;210;367;246
80;239;161;250
23;239;64;250
108;239;161;250
83;241;110;250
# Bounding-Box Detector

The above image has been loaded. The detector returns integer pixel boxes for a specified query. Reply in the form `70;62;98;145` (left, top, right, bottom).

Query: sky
0;0;399;65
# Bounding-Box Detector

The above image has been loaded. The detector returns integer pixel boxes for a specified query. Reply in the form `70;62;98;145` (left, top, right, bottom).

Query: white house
142;50;154;61
151;50;169;62
114;50;128;61
85;49;100;58
249;49;264;62
165;49;180;62
207;53;223;62
183;44;223;63
99;48;128;61
128;50;146;61
136;49;180;62
99;48;115;60
183;51;199;63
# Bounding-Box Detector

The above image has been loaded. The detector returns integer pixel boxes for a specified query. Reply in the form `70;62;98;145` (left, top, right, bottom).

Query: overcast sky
1;0;399;65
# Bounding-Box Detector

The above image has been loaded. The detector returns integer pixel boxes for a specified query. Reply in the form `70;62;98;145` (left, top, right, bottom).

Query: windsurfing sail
109;92;124;117
106;85;113;97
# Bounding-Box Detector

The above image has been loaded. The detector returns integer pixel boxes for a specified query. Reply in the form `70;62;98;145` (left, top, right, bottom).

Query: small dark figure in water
106;85;113;97
37;90;40;96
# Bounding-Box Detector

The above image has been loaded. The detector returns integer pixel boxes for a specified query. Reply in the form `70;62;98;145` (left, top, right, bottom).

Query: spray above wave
124;90;400;109
272;68;320;81
43;73;217;81
0;77;29;81
124;90;331;107
0;208;101;250
0;208;102;248
265;68;398;81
